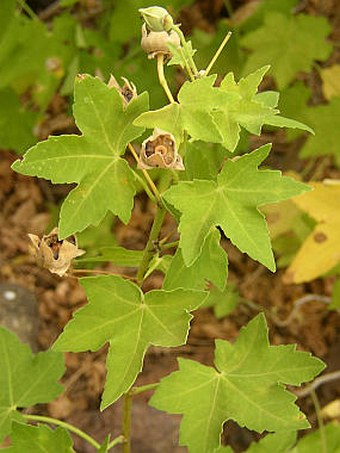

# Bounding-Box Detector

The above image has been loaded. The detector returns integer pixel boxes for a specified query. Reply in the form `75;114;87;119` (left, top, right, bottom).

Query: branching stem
136;205;167;285
107;435;125;450
156;54;175;103
23;414;101;450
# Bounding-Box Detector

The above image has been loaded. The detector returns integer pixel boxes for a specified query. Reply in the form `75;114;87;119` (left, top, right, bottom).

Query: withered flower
138;129;184;170
107;75;137;105
28;228;85;277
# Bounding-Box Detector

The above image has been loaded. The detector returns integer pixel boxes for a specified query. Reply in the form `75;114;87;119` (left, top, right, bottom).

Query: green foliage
12;75;149;238
3;423;74;453
135;66;312;152
53;275;206;409
203;282;240;319
299;97;340;166
246;431;296;452
164;144;310;270
241;13;332;88
292;422;340;452
163;229;228;291
150;313;325;452
0;327;64;442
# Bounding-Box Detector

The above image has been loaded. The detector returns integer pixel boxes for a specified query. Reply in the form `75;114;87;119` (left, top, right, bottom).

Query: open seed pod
28;228;85;277
141;24;180;59
107;75;137;104
138;129;184;170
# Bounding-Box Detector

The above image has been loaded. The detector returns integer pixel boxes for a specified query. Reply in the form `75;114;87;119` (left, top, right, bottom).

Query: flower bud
139;6;174;32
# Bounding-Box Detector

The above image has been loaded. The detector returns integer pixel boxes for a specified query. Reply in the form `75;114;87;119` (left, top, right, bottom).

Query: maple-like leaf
299;98;340;166
163;144;310;271
163;229;228;291
241;13;332;89
12;75;148;238
135;67;311;152
150;313;325;453
285;182;340;283
53;275;206;409
0;327;64;441
4;423;75;453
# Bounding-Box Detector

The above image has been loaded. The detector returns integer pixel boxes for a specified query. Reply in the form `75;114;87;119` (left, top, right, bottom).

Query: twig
295;370;340;398
23;414;101;450
122;392;132;453
311;389;327;453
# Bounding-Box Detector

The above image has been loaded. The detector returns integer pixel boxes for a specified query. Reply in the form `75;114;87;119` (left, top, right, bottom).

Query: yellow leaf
320;64;340;100
285;181;340;283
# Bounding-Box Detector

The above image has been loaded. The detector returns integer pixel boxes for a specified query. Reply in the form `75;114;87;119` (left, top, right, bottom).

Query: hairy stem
205;31;232;76
136;205;167;285
156;54;175;103
23;414;101;450
122;392;132;453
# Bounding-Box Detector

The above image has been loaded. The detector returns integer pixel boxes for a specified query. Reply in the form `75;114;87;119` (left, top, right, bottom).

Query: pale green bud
139;6;174;32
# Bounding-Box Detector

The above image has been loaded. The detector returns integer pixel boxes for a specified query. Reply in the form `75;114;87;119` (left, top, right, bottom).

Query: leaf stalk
156;54;175;103
205;31;232;77
23;414;101;450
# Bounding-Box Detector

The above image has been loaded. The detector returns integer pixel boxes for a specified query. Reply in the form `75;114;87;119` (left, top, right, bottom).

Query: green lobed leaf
163;144;310;270
202;282;240;319
247;431;296;452
3;422;75;453
163;229;228;291
135;67;311;152
183;142;229;181
299;97;340;166
0;327;64;442
53;275;207;409
150;313;325;453
12;75;149;238
241;13;332;89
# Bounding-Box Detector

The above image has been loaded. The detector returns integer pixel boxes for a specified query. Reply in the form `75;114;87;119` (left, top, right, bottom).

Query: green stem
16;0;39;20
130;382;159;396
311;389;327;453
122;392;132;453
107;434;125;450
23;414;101;450
160;240;179;251
178;46;195;81
133;170;157;203
205;31;232;76
157;54;175;103
171;24;198;76
136;205;167;285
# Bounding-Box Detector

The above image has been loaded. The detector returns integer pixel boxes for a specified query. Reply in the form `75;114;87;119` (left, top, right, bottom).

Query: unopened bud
139;6;174;32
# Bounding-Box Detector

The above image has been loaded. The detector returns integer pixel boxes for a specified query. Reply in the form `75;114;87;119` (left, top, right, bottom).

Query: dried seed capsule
139;6;174;32
107;75;137;104
141;24;180;59
28;227;85;277
138;129;184;170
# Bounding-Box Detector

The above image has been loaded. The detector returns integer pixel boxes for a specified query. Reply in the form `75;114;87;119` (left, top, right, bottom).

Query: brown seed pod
107;75;137;104
141;24;180;59
138;129;184;170
28;228;85;277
